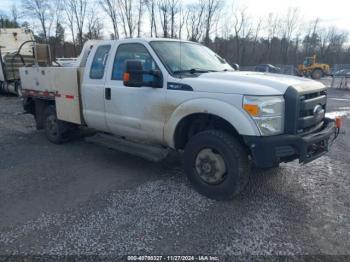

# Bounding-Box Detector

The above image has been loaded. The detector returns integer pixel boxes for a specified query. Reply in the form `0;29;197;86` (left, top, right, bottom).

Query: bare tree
239;12;252;65
144;0;157;37
85;7;104;40
185;1;205;42
136;0;144;37
10;4;20;26
99;0;120;39
251;18;262;62
319;24;330;59
145;0;158;37
203;0;221;45
265;12;280;62
22;0;55;42
118;0;135;37
324;27;348;63
16;0;350;66
66;0;88;49
51;0;64;58
63;0;77;55
280;7;300;63
178;4;187;39
158;0;170;37
303;18;320;56
232;8;248;64
169;0;180;38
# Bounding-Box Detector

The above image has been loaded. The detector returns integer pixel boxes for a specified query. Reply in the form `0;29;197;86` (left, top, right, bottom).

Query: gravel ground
0;89;349;259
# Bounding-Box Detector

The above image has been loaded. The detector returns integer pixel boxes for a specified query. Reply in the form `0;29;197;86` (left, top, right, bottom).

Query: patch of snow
326;110;350;119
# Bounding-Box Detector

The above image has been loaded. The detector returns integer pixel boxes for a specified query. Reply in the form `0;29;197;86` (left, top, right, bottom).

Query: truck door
104;42;166;143
82;44;111;132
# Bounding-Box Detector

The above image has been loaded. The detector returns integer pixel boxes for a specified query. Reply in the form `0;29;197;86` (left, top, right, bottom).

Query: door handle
105;87;111;100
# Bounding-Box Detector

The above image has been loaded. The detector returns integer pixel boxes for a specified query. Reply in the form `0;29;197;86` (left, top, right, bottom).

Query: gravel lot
0;88;349;258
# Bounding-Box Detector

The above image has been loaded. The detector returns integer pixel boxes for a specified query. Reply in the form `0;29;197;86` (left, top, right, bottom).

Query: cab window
90;45;111;79
112;43;159;84
304;58;312;67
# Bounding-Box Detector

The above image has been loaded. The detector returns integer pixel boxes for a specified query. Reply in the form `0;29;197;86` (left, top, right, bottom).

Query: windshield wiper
173;68;218;74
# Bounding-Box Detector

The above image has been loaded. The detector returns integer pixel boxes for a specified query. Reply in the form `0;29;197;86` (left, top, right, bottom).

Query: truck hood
181;71;325;95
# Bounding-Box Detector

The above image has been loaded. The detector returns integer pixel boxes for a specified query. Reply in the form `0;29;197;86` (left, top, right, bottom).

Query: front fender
164;98;260;148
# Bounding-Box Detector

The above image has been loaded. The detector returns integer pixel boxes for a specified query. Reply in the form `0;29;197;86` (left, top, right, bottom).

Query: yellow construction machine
297;55;330;79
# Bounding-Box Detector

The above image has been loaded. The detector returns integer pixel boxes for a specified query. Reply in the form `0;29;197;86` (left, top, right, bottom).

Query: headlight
243;96;285;136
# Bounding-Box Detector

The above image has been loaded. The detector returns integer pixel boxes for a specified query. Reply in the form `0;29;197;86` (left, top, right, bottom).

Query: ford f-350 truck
20;38;340;200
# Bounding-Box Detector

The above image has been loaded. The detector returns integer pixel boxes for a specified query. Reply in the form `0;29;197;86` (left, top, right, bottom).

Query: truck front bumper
243;118;338;168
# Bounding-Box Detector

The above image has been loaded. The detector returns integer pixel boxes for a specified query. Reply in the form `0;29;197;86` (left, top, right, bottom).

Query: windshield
150;41;232;75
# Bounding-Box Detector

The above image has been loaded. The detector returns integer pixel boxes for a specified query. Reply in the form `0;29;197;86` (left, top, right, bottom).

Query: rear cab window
90;45;111;79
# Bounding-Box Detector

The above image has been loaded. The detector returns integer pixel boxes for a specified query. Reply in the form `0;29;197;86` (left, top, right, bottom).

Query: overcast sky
0;0;348;34
241;0;349;32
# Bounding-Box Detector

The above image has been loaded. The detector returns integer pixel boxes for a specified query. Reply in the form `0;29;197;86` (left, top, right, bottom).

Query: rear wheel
44;105;74;144
184;130;250;200
311;69;323;79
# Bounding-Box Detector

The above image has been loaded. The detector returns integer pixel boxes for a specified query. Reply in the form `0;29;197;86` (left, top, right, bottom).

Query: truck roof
71;38;194;67
90;38;194;46
136;37;193;43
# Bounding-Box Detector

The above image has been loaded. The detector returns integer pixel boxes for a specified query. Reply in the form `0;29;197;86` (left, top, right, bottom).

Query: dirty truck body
20;38;338;200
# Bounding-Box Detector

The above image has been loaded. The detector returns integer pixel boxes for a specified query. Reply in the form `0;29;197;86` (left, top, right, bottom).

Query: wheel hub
195;148;227;184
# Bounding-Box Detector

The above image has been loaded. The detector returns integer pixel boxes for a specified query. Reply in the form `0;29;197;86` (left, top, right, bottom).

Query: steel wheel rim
195;148;227;185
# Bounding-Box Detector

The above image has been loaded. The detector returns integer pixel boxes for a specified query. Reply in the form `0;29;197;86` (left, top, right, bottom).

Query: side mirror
123;60;143;87
232;63;240;71
123;59;163;88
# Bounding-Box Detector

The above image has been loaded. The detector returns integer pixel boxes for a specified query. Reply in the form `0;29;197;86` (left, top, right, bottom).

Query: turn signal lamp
243;104;260;117
123;72;130;82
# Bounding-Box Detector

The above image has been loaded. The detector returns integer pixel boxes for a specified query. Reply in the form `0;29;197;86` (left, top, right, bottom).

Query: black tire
22;97;35;114
184;130;250;200
311;69;323;79
44;105;73;144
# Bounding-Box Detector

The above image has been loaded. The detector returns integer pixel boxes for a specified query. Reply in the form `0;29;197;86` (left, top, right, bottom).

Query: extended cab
20;38;340;200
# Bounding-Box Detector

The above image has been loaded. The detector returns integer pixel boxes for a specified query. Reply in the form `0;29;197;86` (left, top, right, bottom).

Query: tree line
0;0;349;66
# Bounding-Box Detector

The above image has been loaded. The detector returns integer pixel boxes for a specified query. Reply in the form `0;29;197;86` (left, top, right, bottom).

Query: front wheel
311;69;323;79
184;130;250;200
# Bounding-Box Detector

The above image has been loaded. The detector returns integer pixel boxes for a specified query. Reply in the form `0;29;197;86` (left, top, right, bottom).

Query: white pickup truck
20;38;339;200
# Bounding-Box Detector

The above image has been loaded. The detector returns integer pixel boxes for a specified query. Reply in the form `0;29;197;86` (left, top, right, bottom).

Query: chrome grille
297;90;327;134
284;87;327;135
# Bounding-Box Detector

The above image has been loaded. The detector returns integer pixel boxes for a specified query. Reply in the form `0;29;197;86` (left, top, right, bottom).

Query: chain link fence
239;63;350;90
330;64;350;89
240;65;296;75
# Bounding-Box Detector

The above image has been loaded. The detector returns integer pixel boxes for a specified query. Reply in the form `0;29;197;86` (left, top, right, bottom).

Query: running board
85;133;169;162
